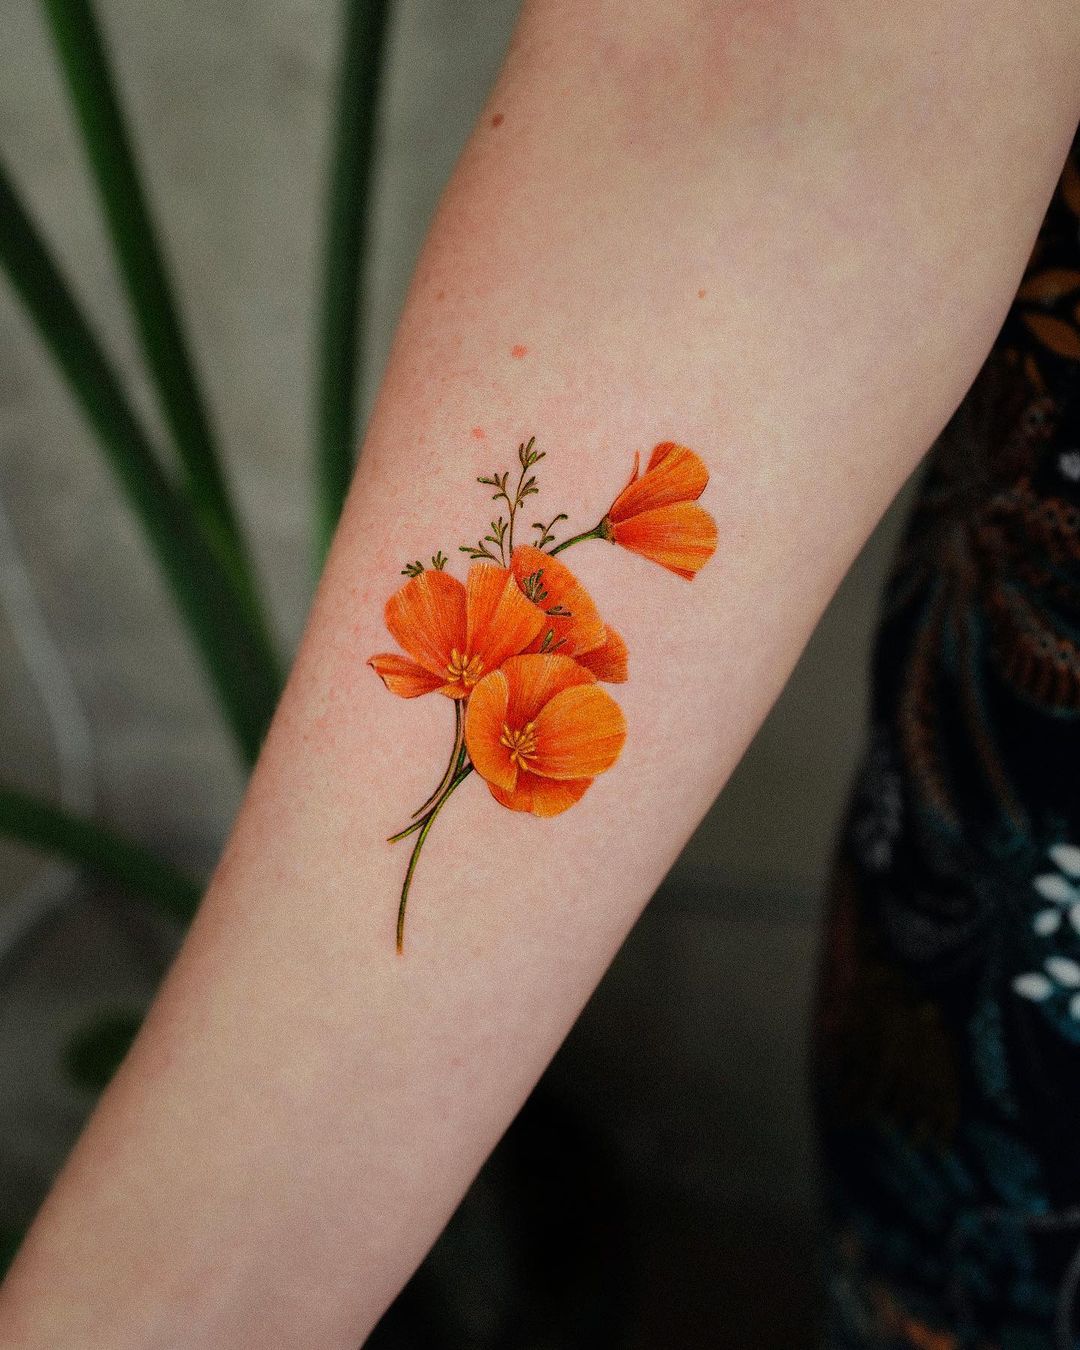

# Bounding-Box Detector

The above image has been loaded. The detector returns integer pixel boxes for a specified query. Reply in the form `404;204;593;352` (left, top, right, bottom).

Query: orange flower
369;564;545;698
574;627;628;681
602;442;717;579
464;654;626;815
508;545;628;682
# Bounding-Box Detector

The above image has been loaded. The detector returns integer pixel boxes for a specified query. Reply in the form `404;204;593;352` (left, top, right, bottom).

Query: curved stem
388;764;472;844
548;522;605;555
395;767;473;953
411;698;463;818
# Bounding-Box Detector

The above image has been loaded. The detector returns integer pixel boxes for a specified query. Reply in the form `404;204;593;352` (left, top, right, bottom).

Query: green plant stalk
41;0;280;683
0;786;201;923
0;161;278;763
548;521;608;555
388;762;473;845
314;0;392;562
392;765;472;953
411;697;463;818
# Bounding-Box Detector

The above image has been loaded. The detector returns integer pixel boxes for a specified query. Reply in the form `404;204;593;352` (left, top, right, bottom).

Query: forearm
3;1;1079;1345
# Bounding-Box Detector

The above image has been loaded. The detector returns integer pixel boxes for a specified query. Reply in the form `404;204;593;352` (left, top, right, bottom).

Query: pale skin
3;1;1080;1344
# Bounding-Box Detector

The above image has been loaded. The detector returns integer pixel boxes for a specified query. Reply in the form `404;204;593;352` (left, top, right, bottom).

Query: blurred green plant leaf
42;0;280;680
0;162;280;764
0;787;202;923
314;0;393;561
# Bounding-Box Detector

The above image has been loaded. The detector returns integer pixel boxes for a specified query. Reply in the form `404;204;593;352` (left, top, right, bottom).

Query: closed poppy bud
601;442;718;579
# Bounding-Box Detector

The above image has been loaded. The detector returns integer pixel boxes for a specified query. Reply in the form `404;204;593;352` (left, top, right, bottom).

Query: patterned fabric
814;132;1080;1350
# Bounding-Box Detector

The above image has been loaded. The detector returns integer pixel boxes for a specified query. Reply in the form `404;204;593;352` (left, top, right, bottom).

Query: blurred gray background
0;1;913;1342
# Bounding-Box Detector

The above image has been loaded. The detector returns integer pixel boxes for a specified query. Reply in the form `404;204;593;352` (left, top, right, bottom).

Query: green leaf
64;1006;144;1094
314;0;393;562
42;0;279;682
0;162;280;763
0;787;202;923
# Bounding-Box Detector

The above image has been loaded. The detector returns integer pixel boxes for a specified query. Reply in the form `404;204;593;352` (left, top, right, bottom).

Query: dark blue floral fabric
814;131;1080;1350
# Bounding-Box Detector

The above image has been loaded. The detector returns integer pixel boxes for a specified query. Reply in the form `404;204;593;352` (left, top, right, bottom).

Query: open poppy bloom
369;564;546;698
602;442;718;579
464;654;627;815
509;545;628;682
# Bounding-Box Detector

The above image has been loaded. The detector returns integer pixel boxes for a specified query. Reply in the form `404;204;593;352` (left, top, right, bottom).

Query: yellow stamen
446;648;484;687
500;720;538;769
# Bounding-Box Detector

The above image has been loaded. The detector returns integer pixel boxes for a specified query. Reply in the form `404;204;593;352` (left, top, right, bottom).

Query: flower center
446;648;484;687
500;720;538;769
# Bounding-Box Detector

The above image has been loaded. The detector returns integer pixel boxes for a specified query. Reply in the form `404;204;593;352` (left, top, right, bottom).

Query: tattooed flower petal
510;546;606;659
603;443;718;580
371;562;544;699
574;626;629;682
608;442;709;518
368;653;445;699
465;654;625;815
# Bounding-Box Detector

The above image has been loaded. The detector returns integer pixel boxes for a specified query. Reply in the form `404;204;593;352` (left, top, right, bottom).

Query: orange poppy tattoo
369;436;717;951
465;654;626;816
599;441;719;579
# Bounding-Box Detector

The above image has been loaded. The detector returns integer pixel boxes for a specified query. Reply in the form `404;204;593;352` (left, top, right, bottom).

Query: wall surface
0;1;914;1341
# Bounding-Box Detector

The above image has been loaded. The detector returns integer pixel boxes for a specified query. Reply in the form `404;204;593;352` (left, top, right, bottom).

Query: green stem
505;445;529;555
0;161;279;764
0;786;202;924
314;0;392;563
411;697;463;818
395;767;472;953
388;763;473;844
41;0;280;683
548;522;607;555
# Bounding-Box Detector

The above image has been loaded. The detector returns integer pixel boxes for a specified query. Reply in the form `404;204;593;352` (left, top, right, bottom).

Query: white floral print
1013;843;1080;1019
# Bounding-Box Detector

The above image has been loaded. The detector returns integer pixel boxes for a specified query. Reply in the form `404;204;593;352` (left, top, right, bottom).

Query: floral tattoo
369;439;718;951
